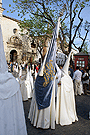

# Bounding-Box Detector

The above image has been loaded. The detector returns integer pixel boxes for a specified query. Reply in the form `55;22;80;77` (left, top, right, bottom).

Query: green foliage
8;0;90;53
81;42;88;54
85;0;89;2
9;4;11;7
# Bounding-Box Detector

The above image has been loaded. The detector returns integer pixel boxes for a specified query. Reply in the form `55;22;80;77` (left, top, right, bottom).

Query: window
76;61;85;67
13;28;17;34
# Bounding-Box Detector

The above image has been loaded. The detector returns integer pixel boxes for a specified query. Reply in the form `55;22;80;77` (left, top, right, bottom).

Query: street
23;94;90;135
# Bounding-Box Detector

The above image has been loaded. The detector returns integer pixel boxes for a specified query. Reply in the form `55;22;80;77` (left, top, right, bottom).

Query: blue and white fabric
35;18;61;110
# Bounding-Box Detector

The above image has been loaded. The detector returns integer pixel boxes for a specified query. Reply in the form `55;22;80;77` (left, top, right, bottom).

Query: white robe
56;73;78;126
25;70;33;98
28;79;55;129
19;78;28;101
0;72;27;135
16;75;28;101
55;64;61;97
0;90;27;135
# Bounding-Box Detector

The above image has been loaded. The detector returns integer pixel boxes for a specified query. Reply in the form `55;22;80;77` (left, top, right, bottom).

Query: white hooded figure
18;65;28;101
19;64;22;78
55;63;61;97
28;17;61;129
14;65;19;81
0;25;27;135
29;67;34;91
56;52;78;126
25;66;33;98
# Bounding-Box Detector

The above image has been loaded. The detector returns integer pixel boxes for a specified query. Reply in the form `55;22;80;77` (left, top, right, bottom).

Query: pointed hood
39;17;61;76
62;51;72;75
0;25;8;73
0;25;20;99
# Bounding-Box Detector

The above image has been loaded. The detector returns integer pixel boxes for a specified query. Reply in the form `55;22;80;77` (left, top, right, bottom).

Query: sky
2;0;21;20
2;0;90;52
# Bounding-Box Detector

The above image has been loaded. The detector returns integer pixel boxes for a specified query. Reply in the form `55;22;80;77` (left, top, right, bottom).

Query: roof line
3;15;20;22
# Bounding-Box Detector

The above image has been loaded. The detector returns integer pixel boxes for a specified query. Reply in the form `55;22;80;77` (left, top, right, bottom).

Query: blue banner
35;18;60;110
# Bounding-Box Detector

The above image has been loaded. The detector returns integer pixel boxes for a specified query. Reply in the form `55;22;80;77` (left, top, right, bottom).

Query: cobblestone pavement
23;93;90;135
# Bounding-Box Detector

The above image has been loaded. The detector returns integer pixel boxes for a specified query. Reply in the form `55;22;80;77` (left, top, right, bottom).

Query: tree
81;42;88;54
9;0;90;55
17;14;52;60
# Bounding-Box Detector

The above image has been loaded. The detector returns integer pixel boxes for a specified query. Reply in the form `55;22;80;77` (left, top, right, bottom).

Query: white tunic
56;73;78;126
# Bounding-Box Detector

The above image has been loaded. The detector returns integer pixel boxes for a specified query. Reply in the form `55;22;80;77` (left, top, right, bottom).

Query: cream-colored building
0;0;37;64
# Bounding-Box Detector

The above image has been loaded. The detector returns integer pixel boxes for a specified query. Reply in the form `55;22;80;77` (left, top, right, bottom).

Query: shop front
74;52;89;70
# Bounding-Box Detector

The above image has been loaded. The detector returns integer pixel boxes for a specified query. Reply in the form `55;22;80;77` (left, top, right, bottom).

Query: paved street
23;94;90;135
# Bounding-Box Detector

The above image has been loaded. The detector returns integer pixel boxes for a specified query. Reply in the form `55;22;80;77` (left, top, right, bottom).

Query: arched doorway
10;50;17;62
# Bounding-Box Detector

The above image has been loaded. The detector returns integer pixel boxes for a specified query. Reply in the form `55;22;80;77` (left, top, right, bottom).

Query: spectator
68;65;74;78
34;63;36;72
82;69;89;95
80;67;84;75
38;63;41;70
10;62;13;72
86;66;89;74
73;66;82;96
8;63;11;72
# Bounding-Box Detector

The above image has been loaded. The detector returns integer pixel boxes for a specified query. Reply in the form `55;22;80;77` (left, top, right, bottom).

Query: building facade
0;0;37;64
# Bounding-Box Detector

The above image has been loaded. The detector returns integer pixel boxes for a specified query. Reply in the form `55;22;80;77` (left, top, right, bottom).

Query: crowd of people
7;61;40;75
68;65;89;95
7;60;90;97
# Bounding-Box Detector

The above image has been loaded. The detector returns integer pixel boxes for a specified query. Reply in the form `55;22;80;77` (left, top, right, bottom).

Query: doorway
10;50;17;62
